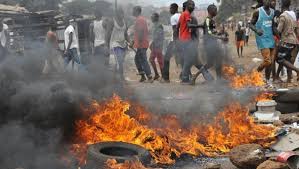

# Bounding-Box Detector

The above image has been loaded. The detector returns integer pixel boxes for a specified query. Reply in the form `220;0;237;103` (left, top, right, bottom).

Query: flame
72;95;276;166
223;65;265;89
106;159;151;169
255;92;275;102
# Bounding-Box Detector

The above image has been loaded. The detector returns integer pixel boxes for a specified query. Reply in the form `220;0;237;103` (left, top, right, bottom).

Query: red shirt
47;31;59;48
179;11;192;41
134;16;149;49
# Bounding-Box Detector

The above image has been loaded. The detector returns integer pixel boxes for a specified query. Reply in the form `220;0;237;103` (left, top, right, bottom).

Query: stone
257;160;288;169
229;144;266;169
280;113;299;124
205;162;221;169
273;120;285;127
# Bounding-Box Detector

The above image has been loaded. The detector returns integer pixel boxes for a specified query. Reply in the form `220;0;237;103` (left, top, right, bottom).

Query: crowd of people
2;0;299;87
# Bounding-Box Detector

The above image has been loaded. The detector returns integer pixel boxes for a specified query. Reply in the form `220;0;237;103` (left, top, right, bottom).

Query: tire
85;141;152;169
275;89;299;104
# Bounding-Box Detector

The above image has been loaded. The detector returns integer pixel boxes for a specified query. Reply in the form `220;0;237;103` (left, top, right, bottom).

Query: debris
273;120;284;127
204;162;221;169
280;113;299;124
272;133;299;152
276;152;299;169
229;144;266;169
257;160;289;169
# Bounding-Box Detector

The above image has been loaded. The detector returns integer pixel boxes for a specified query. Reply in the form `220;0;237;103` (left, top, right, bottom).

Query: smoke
0;45;124;168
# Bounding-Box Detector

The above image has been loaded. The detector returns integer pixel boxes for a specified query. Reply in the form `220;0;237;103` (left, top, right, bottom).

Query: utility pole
115;0;118;10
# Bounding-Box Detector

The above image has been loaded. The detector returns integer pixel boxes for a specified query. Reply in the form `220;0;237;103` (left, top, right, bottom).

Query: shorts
276;43;296;63
236;41;244;48
258;48;275;69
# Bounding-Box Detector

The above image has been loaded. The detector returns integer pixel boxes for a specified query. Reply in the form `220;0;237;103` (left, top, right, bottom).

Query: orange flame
106;159;152;169
223;66;265;89
255;92;275;102
72;95;276;166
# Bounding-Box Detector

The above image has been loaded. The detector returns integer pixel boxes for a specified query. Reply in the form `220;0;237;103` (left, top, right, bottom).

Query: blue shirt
255;7;275;50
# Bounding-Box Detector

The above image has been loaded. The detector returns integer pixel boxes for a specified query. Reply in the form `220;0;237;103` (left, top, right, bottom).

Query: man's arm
187;21;204;29
276;15;285;35
103;18;114;48
65;32;73;53
89;22;94;44
249;10;263;36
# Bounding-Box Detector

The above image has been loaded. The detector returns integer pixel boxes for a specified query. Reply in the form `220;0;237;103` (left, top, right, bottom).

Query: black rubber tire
85;141;152;169
275;89;299;104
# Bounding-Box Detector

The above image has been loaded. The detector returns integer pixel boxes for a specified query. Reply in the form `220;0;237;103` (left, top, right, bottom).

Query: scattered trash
272;133;299;152
276;151;299;169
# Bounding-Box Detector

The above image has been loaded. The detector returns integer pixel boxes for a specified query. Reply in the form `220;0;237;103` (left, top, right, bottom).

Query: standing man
132;6;153;83
275;0;299;82
235;24;245;57
64;18;81;69
0;20;8;61
161;3;180;83
90;11;111;66
250;0;276;86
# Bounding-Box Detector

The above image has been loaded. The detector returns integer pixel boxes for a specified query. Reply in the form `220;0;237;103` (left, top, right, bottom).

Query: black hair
281;0;291;8
133;6;142;15
170;3;178;11
183;1;188;11
207;4;217;12
152;12;159;18
95;10;102;18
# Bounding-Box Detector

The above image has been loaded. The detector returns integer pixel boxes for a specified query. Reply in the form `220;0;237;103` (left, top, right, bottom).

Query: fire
255;92;275;102
223;66;265;89
72;95;276;166
106;159;151;169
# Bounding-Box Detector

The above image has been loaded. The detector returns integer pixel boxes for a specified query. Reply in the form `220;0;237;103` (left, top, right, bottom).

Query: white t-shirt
170;13;181;26
0;23;8;47
93;20;106;47
64;25;79;50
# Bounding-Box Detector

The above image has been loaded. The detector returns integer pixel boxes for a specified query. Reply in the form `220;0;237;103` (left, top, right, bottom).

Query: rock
280;113;299;124
229;144;266;169
257;160;288;169
205;162;221;169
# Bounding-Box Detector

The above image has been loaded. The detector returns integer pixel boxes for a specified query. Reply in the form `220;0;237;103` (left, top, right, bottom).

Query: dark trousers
94;45;110;66
134;48;152;77
179;41;201;82
0;46;7;62
162;41;176;80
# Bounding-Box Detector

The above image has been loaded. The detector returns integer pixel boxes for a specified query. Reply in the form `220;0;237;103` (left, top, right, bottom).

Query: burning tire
85;141;152;169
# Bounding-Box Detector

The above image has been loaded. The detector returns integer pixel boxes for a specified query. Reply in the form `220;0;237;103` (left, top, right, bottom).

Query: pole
115;0;118;11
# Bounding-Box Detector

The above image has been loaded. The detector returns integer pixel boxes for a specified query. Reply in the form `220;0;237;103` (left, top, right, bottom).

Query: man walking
132;6;153;83
64;18;81;70
275;0;299;82
150;13;164;81
90;11;111;66
179;0;211;84
161;3;180;83
235;24;245;57
250;0;276;86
